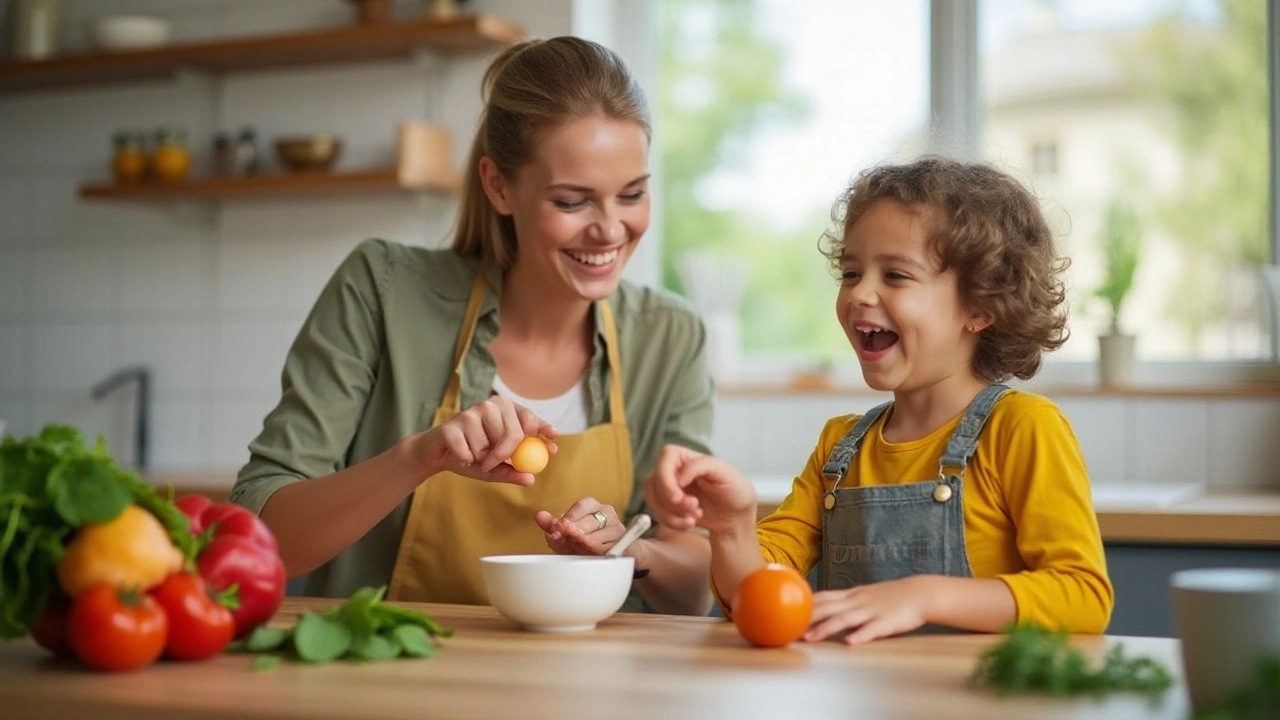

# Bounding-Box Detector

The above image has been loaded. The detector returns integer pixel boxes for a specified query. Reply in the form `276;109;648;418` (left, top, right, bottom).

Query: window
656;0;1276;381
981;0;1272;363
656;0;929;377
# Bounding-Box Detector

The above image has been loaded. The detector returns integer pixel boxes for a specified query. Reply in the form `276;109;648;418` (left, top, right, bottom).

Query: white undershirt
491;372;590;434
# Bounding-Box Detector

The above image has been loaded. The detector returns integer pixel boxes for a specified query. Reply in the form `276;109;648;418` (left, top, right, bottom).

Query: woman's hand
804;576;934;645
534;497;625;555
410;395;558;486
642;445;757;535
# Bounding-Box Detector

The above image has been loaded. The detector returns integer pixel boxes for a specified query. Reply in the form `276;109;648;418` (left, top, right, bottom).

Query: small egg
509;436;549;474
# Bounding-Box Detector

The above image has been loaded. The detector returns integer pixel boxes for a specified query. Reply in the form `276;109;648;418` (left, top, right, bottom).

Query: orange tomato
731;564;813;648
509;436;549;474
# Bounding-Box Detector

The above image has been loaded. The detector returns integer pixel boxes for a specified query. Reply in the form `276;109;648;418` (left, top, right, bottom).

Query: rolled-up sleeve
230;239;389;515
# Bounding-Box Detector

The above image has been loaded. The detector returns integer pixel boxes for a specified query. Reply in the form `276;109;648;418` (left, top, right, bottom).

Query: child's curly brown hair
819;156;1070;382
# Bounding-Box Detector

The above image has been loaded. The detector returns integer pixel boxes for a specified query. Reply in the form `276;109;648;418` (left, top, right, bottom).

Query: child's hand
805;576;933;645
642;444;757;535
410;396;558;486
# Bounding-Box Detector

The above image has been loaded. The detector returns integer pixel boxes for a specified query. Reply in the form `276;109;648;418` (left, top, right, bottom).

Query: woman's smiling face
836;199;987;393
483;113;650;303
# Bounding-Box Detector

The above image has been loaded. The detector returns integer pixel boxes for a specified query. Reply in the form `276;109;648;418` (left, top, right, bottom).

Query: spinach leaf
251;656;282;672
234;585;450;667
392;625;435;658
350;633;402;661
244;626;290;652
293;612;353;663
47;457;132;526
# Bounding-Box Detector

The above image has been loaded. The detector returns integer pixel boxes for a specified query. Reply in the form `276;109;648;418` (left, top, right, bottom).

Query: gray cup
1170;567;1280;711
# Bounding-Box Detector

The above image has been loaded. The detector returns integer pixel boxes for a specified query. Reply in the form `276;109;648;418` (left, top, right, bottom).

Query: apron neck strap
597;299;626;426
440;268;490;413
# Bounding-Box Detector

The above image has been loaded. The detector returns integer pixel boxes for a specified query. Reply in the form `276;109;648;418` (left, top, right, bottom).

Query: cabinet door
1105;543;1280;637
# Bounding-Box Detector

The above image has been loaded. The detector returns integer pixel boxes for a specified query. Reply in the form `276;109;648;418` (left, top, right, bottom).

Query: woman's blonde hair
452;36;651;269
820;157;1071;382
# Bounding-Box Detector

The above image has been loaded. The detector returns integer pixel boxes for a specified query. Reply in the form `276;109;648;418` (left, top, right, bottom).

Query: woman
230;36;715;616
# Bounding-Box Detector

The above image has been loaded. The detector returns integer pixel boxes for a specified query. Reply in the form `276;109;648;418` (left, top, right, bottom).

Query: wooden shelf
0;14;523;94
79;167;461;202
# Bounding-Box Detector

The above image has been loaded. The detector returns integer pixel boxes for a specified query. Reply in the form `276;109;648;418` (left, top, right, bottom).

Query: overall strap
937;383;1010;478
821;401;892;481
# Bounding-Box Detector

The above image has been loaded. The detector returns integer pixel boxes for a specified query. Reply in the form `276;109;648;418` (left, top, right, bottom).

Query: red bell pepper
174;495;286;639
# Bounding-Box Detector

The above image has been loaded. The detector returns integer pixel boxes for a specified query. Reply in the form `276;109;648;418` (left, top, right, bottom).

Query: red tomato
67;584;168;672
150;572;235;661
732;564;814;648
30;598;73;657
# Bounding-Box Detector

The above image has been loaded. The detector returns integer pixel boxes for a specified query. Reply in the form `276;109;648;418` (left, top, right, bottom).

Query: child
643;157;1113;643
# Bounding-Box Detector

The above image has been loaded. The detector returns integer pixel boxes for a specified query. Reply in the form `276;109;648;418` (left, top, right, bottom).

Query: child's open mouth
857;327;899;356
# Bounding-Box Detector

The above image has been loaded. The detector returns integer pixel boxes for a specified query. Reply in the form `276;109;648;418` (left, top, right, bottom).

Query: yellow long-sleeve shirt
757;390;1114;633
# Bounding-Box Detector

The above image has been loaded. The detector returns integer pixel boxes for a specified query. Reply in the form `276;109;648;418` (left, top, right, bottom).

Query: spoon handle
605;513;652;558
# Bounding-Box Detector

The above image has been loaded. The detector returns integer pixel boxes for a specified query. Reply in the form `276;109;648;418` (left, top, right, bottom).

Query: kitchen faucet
92;365;151;471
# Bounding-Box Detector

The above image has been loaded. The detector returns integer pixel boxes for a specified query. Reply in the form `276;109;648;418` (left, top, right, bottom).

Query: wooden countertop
1094;490;1280;545
0;598;1188;720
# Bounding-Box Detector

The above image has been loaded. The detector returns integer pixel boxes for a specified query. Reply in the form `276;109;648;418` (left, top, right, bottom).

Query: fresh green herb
1194;655;1280;720
0;424;198;639
970;623;1173;698
235;585;452;668
250;655;281;672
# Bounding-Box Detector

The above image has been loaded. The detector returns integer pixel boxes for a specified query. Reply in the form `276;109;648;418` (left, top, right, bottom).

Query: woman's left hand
804;576;933;645
534;497;625;555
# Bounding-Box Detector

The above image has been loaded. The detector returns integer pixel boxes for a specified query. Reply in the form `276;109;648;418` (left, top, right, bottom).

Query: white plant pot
1098;333;1136;387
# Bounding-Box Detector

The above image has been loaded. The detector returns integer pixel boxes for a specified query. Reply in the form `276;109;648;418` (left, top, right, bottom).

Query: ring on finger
591;510;608;530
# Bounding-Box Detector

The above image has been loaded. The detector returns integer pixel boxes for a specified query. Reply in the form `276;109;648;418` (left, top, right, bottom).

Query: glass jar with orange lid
111;131;147;185
150;127;191;182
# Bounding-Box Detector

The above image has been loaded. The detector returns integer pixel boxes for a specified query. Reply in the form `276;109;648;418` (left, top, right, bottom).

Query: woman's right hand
642;444;757;535
409;395;558;486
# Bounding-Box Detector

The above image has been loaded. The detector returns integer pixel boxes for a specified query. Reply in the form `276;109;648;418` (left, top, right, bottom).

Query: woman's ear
478;156;514;216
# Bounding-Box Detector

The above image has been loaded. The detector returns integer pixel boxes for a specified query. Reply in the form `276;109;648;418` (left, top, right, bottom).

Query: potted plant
1094;196;1142;386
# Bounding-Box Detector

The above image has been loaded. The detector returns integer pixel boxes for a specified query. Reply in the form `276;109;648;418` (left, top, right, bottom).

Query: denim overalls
817;384;1009;591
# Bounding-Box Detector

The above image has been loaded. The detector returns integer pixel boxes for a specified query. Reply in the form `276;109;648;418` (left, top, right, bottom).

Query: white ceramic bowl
91;15;172;52
480;554;634;632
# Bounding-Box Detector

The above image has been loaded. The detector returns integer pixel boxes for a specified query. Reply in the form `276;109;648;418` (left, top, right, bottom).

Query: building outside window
1030;139;1059;179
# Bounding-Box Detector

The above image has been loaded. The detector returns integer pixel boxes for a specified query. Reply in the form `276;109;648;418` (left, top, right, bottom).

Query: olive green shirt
230;238;714;600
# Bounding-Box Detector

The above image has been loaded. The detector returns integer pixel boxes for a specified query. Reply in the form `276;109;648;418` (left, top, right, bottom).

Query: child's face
835;199;988;393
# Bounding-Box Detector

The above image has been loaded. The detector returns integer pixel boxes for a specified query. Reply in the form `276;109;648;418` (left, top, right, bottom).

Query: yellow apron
387;271;634;604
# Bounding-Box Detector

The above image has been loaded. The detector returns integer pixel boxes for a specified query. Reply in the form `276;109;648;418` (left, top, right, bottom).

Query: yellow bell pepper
57;505;184;598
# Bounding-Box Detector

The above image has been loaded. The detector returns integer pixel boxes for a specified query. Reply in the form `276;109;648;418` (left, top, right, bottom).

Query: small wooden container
396;121;456;188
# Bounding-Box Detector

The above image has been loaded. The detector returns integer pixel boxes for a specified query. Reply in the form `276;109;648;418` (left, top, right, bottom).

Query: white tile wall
0;325;26;391
1131;399;1210;484
2;0;1278;492
1056;398;1130;481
